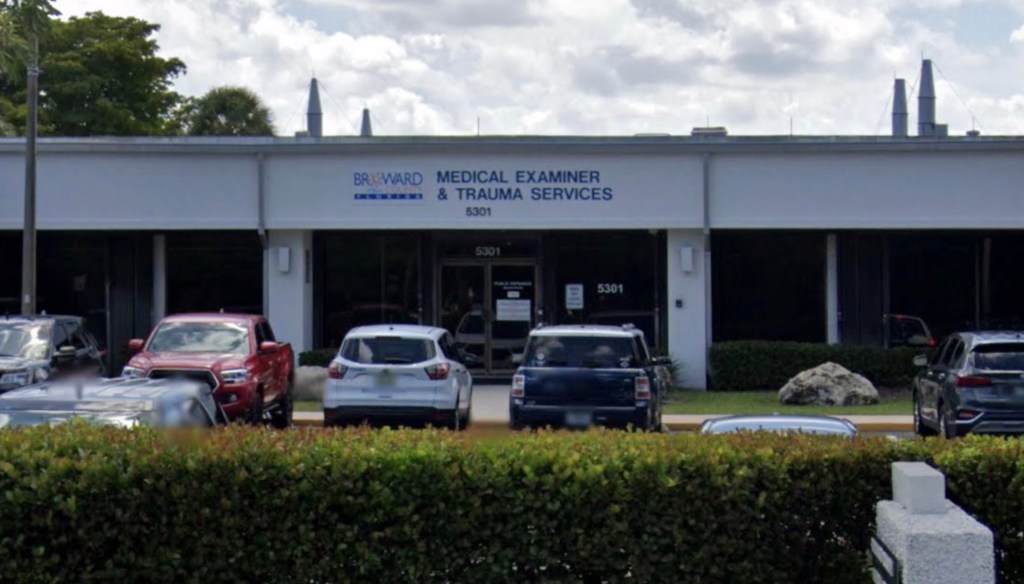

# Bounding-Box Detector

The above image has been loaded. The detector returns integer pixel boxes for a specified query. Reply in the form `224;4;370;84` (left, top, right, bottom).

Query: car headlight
32;367;50;382
121;366;144;379
220;369;248;384
0;370;31;387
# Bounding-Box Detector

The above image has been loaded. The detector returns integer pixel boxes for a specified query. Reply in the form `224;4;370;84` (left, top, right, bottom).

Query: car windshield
524;335;638;368
147;322;250;354
972;343;1024;371
0;321;53;360
340;336;435;365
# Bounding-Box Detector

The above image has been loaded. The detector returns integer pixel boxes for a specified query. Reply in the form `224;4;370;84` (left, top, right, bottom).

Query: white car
323;325;473;429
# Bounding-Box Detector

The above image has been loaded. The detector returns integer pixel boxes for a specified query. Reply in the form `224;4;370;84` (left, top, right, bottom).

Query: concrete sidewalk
299;384;914;432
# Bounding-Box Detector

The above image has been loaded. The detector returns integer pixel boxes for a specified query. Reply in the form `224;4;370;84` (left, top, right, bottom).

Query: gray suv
912;331;1024;437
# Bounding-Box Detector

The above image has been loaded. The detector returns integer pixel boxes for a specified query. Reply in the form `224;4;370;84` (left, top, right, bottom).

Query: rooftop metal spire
307;78;323;138
892;78;908;137
360;107;373;137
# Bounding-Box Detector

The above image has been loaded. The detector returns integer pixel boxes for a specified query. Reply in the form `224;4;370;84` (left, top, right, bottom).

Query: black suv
510;324;668;431
0;315;106;393
912;331;1024;437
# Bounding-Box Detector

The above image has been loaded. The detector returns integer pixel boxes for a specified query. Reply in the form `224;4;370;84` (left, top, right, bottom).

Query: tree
0;11;186;136
185;86;275;136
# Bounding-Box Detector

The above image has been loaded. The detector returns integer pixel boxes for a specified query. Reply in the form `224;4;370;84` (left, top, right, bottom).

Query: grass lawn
664;390;912;416
295;400;321;413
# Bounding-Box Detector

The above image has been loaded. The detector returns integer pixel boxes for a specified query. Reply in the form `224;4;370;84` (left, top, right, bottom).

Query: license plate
565;411;592;427
376;370;396;387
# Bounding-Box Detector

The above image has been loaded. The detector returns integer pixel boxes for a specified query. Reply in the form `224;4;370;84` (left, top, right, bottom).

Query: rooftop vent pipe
892;79;908;137
307;78;323;138
917;60;936;137
360;108;372;137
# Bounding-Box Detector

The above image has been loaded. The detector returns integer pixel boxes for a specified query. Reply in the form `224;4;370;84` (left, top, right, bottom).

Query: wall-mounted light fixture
680;246;695;273
277;246;291;274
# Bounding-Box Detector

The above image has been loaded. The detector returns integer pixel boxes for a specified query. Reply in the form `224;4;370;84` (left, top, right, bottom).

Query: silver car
323;325;473;429
700;414;858;437
0;377;222;428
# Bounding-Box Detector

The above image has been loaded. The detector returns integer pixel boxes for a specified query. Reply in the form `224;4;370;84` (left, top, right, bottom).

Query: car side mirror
913;355;928;367
259;341;280;354
127;339;145;352
652;356;671;367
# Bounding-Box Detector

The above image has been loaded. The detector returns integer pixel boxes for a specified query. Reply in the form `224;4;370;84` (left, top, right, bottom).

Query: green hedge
298;348;337;367
710;341;925;392
1;425;1022;583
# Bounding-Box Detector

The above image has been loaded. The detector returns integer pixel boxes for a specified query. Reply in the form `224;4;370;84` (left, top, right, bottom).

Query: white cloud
60;0;1024;136
1011;24;1024;43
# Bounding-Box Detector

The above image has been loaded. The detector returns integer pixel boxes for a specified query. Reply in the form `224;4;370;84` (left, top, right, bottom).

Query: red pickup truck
122;313;294;427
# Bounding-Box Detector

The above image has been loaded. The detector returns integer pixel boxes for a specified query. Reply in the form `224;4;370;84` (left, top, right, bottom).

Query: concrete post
266;229;314;353
873;462;994;584
826;233;839;344
665;229;708;390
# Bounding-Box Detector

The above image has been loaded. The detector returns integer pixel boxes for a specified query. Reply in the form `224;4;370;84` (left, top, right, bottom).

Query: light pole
20;46;37;315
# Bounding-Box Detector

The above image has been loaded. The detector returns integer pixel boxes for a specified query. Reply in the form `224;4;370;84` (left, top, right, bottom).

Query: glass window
929;338;951;366
712;231;826;343
972;343;1024;371
147;322;250;355
549;231;661;349
524;335;639;368
340;336;435;365
261;322;276;342
948;340;966;368
166;232;262;316
318;233;421;349
938;338;960;367
0;321;53;360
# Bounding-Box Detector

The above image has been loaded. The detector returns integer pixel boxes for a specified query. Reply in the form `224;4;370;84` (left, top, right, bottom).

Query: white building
1;61;1021;387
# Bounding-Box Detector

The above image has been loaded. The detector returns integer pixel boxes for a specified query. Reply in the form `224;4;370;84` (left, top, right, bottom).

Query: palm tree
186;86;276;136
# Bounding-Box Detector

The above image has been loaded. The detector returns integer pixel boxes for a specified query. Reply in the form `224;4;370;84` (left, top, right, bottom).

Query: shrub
709;341;924;392
0;425;1021;583
298;348;336;368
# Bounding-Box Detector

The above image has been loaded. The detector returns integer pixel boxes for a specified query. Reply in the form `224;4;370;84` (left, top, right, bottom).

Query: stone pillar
873;462;994;584
152;234;166;322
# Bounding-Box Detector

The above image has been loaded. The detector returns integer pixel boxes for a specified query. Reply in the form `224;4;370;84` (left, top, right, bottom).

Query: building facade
2;135;1022;388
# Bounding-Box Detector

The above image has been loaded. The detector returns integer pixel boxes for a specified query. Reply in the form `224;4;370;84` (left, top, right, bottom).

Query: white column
666;229;708;390
826;233;839;344
152;234;166;322
266;229;313;352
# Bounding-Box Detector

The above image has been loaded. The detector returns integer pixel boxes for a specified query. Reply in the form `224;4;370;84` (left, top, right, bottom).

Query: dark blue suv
509;325;667;431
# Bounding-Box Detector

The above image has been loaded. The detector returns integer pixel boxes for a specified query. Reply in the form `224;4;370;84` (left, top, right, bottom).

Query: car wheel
246;389;265;426
913;393;935;437
270;391;293;429
938;402;956;439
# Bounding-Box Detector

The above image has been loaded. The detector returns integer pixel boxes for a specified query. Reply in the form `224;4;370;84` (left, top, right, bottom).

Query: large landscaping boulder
778;362;879;406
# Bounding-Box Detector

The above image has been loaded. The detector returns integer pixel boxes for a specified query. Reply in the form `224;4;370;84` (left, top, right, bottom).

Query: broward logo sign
353;171;424;202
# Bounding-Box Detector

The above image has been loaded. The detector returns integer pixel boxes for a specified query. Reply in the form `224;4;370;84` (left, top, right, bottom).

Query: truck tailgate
522;367;636;407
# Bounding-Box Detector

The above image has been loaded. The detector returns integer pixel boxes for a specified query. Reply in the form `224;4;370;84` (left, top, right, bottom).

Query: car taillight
955;375;992;388
327;362;347;380
958;409;981;420
635;375;651;400
426;363;450;381
927;337;936;347
511;374;525;397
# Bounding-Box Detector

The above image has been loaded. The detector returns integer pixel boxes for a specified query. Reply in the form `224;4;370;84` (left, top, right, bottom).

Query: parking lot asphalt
295;385;915;433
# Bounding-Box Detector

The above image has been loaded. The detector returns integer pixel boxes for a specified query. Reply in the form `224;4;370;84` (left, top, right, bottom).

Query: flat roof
0;134;1022;156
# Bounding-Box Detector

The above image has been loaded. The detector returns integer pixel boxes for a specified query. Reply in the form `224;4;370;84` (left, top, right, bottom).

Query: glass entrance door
439;262;536;375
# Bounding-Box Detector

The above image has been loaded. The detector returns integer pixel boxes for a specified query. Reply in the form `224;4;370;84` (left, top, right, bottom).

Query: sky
66;0;1024;137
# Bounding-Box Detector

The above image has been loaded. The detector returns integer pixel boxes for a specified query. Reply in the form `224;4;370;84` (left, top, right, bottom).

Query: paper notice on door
496;299;531;322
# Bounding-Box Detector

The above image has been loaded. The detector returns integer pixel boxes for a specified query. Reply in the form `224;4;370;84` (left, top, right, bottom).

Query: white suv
322;325;473;429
